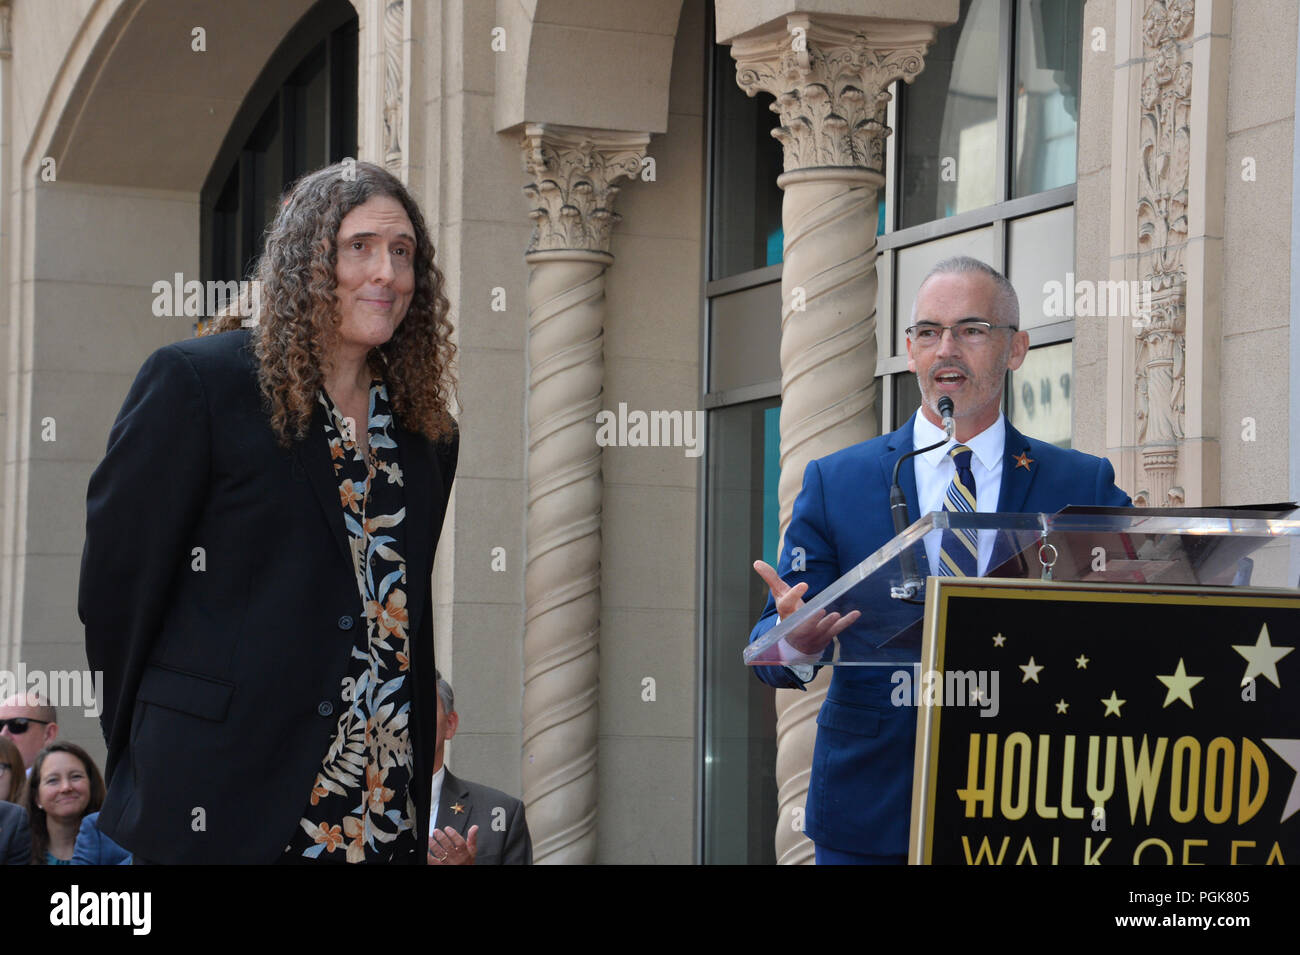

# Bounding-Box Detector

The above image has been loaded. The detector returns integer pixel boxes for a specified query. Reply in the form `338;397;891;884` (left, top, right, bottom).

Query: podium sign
908;579;1300;865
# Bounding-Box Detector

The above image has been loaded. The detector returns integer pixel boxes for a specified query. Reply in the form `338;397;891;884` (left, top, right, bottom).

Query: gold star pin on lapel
1013;451;1034;470
451;803;466;815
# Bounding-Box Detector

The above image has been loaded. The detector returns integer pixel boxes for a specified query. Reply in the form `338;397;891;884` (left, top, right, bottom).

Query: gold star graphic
1101;691;1125;717
1055;699;1069;714
451;803;466;815
1013;452;1034;471
1075;654;1089;669
1233;623;1294;688
1019;656;1044;683
1156;658;1204;709
992;633;1006;647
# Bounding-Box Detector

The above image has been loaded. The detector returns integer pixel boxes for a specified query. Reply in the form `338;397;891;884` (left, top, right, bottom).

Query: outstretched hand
752;560;860;656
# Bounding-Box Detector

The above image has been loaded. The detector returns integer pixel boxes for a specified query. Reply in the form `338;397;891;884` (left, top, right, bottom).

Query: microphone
938;395;955;438
889;397;956;602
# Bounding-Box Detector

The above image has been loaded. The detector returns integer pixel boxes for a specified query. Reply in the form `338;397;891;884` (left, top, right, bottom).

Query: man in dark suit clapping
427;672;532;866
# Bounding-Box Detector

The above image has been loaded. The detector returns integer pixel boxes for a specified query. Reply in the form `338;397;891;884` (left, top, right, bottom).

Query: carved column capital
520;124;650;255
730;15;937;174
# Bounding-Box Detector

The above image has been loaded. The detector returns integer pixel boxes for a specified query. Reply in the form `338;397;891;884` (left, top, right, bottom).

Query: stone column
729;14;942;864
518;124;648;864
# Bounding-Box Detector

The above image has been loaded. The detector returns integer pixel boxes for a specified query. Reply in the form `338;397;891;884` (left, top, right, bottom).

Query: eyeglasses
0;717;51;735
904;320;1017;347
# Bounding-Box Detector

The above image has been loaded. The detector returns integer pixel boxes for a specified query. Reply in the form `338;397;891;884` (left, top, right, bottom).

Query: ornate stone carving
382;0;405;173
731;15;935;173
1134;0;1192;505
521;125;649;254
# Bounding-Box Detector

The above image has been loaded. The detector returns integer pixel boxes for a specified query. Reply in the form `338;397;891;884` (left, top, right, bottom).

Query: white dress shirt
428;764;446;834
912;411;1005;577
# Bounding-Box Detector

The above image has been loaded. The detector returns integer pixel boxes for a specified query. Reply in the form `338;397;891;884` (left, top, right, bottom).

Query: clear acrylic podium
743;506;1300;669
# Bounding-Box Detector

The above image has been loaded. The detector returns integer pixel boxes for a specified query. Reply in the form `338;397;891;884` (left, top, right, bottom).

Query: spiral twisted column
519;124;648;864
730;14;942;864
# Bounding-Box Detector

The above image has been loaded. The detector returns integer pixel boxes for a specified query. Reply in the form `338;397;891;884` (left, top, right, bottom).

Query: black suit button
338;615;354;630
317;701;334;717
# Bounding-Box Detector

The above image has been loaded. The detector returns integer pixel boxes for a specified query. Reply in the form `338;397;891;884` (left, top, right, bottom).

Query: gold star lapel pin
1013;451;1034;471
451;803;466;815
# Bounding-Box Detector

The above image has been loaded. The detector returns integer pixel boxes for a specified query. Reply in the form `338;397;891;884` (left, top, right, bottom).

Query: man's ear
1005;330;1030;372
445;711;459;743
45;724;58;747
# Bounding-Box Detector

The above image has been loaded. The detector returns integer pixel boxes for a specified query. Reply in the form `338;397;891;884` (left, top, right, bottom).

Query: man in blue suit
749;256;1131;864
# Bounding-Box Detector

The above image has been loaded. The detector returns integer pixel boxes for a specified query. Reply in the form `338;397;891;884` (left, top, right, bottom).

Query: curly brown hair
23;741;106;864
206;160;456;446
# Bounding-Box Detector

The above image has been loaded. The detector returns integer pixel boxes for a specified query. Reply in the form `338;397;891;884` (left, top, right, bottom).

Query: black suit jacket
79;329;457;863
435;769;532;865
0;801;31;865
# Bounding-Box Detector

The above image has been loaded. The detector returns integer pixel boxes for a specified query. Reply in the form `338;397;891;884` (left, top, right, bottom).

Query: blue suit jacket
72;812;132;865
748;413;1131;855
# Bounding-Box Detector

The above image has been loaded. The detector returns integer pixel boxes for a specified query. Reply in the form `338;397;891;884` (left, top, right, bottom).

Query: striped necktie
937;444;979;577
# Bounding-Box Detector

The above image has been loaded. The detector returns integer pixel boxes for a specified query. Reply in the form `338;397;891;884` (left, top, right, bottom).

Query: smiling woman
80;161;459;864
23;742;105;865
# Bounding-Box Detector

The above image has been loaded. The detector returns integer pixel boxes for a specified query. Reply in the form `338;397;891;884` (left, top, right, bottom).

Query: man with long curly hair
80;160;459;864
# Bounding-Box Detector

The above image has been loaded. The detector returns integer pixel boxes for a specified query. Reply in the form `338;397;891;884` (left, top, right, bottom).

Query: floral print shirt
282;378;417;862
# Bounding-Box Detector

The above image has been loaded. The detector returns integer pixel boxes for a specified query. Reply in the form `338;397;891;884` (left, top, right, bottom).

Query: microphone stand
889;397;955;602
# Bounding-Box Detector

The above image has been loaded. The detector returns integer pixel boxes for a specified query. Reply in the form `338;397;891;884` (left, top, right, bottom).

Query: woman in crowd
23;742;105;864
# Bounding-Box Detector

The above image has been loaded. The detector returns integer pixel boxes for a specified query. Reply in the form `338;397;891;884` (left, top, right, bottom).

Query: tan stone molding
518;126;647;863
731;15;936;173
381;0;407;175
521;124;650;254
728;14;941;865
0;2;11;59
356;0;409;178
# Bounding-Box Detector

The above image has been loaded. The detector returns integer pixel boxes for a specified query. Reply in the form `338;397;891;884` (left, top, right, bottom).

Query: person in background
23;742;105;865
427;671;532;865
0;693;58;777
0;735;25;802
0;799;30;865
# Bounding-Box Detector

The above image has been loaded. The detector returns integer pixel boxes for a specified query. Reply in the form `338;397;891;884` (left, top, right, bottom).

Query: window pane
703;400;780;865
1007;205;1074;330
900;0;1001;228
894;372;922;431
711;45;785;279
893;226;997;355
1007;341;1073;447
709;282;782;393
1013;0;1082;197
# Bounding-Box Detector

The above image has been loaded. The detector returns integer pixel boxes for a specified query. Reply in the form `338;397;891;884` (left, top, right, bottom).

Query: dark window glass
894;373;923;430
201;0;358;314
1013;0;1083;197
899;0;1001;227
703;400;780;865
709;44;785;279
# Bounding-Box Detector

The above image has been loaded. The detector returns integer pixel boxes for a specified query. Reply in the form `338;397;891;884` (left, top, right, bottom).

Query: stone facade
0;0;1291;864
